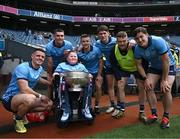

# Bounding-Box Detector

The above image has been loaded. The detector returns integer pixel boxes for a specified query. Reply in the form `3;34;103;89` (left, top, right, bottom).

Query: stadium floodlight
59;23;66;26
2;15;10;19
20;19;27;22
109;25;115;28
161;24;167;27
109;28;114;30
40;21;47;24
92;25;98;27
124;25;131;27
142;24;148;27
74;24;80;27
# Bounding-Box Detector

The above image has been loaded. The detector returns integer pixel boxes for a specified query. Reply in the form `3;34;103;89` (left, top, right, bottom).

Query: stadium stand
0;28;97;48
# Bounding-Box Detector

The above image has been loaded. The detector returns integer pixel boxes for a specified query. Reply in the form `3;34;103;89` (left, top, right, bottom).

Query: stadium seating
0;28;97;49
1;28;180;49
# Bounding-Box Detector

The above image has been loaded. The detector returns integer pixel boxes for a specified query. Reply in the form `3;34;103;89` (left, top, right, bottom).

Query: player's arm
135;58;147;80
47;56;53;81
39;77;51;86
98;57;103;76
161;53;169;81
18;79;40;98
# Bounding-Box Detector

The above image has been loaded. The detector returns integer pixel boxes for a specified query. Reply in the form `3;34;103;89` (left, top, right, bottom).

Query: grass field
87;115;180;138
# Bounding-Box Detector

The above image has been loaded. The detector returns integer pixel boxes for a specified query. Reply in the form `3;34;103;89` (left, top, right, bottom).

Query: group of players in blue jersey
2;25;176;133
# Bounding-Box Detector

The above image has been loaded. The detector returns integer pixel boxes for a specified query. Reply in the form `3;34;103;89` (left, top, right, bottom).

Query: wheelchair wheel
86;117;95;125
57;119;69;128
56;109;69;128
90;108;96;118
85;108;95;125
54;106;62;122
53;98;61;120
55;103;69;128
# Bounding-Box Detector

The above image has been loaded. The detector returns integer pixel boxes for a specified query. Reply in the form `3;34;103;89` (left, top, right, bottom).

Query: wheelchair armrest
53;74;60;88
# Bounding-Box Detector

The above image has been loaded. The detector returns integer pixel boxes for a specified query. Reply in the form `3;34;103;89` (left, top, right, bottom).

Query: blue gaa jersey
134;36;175;70
45;40;73;68
2;62;43;102
78;46;102;74
95;37;116;68
55;62;88;73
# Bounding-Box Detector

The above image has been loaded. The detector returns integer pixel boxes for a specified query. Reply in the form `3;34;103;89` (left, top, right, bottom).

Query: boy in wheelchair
53;51;94;125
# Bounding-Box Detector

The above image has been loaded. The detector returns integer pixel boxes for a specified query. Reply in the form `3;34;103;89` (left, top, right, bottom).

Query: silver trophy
64;71;89;92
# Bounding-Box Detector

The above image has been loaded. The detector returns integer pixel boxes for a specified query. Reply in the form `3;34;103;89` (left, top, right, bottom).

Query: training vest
115;44;137;72
170;48;179;66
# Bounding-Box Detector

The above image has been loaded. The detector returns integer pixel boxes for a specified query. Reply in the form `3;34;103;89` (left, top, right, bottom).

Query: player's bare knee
24;95;37;107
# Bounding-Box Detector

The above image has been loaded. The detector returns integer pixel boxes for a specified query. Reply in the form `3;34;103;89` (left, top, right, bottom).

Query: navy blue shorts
114;69;143;81
2;96;15;113
104;67;114;75
148;65;176;76
91;73;98;94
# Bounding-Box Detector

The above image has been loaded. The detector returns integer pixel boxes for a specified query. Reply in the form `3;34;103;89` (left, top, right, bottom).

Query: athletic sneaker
160;117;170;129
145;114;158;125
106;107;114;114
83;107;93;120
14;119;27;133
13;115;29;125
23;115;29;125
112;109;120;117
61;111;70;122
114;110;125;119
94;106;100;114
139;112;147;122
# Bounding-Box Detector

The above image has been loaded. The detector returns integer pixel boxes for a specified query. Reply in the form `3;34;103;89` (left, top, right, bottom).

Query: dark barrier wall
5;39;47;70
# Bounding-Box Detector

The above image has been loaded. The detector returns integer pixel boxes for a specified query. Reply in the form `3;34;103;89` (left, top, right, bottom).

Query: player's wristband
142;76;147;81
38;94;42;99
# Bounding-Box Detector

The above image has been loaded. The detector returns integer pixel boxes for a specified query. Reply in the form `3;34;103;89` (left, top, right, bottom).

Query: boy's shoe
145;114;158;125
61;111;70;122
94;106;100;114
160;117;170;129
114;110;125;119
106;107;114;114
83;107;93;120
112;109;120;117
139;112;147;122
14;119;27;134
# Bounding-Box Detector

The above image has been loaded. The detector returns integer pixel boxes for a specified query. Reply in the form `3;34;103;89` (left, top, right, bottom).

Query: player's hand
144;78;152;91
64;49;71;57
160;80;170;93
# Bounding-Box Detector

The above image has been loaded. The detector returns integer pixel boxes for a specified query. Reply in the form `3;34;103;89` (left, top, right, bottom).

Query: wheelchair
53;71;95;128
